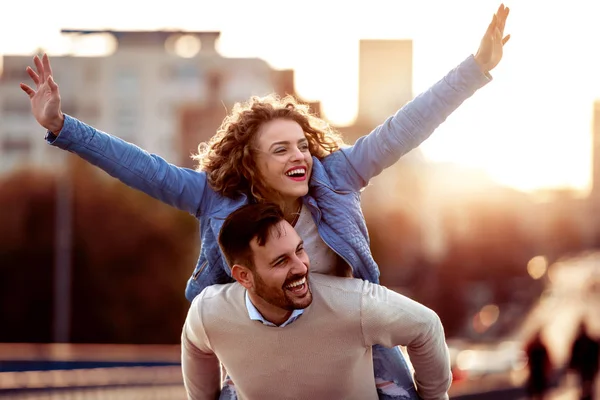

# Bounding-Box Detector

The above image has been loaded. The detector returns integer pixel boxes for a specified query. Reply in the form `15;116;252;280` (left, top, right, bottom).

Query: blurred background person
525;329;554;400
568;320;600;400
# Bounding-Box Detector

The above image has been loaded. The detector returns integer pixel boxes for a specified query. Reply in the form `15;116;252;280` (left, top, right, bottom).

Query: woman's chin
282;186;309;199
295;186;310;197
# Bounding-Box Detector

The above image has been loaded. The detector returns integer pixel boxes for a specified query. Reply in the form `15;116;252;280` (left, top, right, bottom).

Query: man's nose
290;255;308;274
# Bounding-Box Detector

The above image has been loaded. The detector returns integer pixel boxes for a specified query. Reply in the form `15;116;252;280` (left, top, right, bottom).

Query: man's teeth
285;168;305;177
285;277;306;289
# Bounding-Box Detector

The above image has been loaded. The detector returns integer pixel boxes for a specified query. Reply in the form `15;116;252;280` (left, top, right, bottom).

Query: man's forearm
361;282;452;400
405;310;452;400
181;334;221;400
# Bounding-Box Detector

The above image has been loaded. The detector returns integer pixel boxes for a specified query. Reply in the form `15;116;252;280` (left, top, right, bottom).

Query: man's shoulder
192;282;244;309
310;274;368;296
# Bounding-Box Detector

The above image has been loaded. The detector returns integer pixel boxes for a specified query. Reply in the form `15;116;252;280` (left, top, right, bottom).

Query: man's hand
20;53;64;135
474;3;511;74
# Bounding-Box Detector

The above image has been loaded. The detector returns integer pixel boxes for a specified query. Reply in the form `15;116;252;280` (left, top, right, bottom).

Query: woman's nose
290;147;304;160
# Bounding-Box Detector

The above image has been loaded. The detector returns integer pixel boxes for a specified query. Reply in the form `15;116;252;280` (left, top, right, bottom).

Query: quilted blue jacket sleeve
338;55;491;191
47;115;209;216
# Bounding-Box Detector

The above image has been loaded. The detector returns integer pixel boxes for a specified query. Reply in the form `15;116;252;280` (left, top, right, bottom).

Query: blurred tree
0;169;55;342
366;196;543;338
2;160;585;343
0;158;198;344
546;214;585;259
367;210;422;288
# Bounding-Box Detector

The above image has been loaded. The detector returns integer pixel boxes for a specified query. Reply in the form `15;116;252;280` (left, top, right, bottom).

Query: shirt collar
245;291;304;327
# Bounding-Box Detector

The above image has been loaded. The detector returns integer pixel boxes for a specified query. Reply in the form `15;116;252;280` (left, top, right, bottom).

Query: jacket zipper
310;204;356;274
192;260;209;280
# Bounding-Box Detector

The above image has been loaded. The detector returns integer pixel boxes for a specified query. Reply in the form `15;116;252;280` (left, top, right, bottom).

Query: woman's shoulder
312;150;360;193
200;187;250;219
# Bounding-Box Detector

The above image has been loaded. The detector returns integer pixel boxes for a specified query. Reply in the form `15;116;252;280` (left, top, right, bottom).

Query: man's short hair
218;203;285;270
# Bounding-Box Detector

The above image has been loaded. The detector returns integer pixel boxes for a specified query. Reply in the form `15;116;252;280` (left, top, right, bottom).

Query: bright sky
2;0;600;193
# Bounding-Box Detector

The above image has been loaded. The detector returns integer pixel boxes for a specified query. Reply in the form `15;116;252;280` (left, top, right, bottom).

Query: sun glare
1;0;599;193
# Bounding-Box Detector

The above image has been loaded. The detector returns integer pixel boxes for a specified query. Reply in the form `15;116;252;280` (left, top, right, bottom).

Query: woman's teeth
285;168;305;177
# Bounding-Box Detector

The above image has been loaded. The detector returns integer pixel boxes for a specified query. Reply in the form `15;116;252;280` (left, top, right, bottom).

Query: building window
114;104;138;141
0;67;28;82
84;64;99;82
161;63;201;81
79;104;101;120
115;69;139;96
2;101;30;114
2;137;31;152
61;102;79;117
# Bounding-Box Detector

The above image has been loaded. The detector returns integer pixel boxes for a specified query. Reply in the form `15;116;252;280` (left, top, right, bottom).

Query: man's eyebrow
268;240;303;266
269;254;287;267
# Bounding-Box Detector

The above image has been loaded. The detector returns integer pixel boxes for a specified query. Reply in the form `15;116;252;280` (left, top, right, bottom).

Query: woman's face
254;118;313;203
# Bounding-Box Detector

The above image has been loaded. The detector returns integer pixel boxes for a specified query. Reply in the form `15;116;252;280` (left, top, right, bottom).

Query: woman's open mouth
285;167;307;182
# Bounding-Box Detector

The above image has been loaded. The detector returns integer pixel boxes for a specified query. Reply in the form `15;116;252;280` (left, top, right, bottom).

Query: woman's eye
274;148;286;154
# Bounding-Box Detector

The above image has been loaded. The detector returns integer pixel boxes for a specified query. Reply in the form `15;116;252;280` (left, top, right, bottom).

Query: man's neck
247;291;292;326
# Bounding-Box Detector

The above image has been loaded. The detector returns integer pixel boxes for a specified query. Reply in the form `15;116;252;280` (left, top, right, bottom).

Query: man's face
249;221;312;311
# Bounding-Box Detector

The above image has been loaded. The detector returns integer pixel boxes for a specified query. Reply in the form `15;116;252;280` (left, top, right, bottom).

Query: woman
20;5;510;399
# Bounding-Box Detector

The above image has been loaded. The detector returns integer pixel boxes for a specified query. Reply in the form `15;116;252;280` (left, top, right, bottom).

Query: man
181;203;451;400
569;321;600;400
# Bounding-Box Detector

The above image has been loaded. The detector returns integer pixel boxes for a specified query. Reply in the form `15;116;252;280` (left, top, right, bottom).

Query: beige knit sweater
181;274;451;400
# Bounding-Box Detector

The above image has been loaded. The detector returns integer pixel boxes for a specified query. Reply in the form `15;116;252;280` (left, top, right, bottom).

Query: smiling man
181;203;452;400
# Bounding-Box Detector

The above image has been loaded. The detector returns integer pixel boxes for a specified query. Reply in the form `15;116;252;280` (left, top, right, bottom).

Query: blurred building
335;39;436;264
0;30;279;172
338;39;413;143
338;39;417;210
581;99;600;243
591;101;600;200
357;39;413;130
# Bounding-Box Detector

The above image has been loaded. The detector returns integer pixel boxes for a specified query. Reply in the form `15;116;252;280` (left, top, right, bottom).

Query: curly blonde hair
193;94;345;202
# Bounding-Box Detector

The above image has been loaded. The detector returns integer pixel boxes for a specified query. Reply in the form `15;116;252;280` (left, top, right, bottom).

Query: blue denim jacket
47;55;489;399
48;55;489;301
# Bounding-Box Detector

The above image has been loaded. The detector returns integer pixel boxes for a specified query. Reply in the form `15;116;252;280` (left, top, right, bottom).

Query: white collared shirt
245;291;304;327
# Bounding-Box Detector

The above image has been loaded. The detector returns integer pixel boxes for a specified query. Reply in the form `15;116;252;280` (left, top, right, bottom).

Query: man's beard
253;271;312;311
